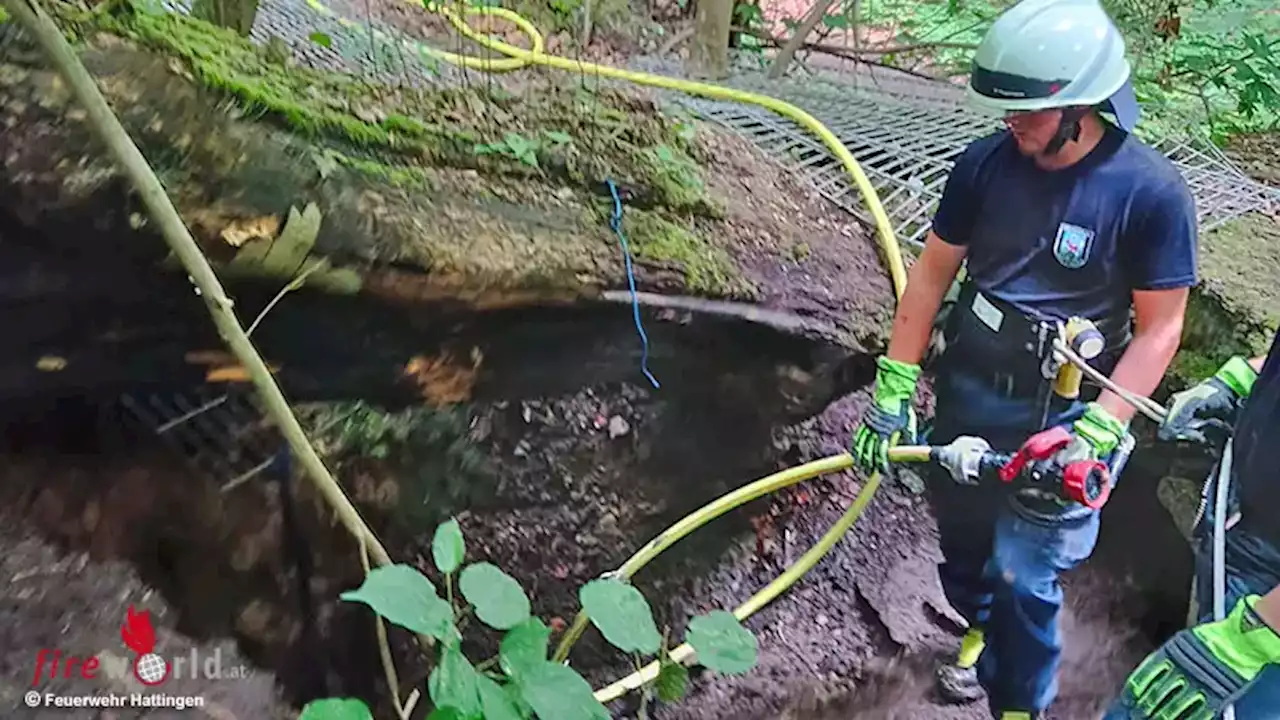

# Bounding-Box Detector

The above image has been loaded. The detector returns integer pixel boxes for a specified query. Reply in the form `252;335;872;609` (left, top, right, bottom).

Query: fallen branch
766;0;837;80
736;25;943;82
658;22;694;56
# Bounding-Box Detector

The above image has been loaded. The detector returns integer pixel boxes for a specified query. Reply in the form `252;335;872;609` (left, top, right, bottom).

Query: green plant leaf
428;645;483;718
298;698;373;720
477;675;524;720
308;31;333;48
432;518;466;575
509;683;534;719
687;611;758;675
503;132;531;153
339;564;456;642
499;617;551;679
655;658;689;703
578;579;661;654
515;662;610;720
459;562;531;630
425;708;467;720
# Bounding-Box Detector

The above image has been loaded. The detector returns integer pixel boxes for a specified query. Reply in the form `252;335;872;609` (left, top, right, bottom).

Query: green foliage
433;519;467;575
472;130;572;169
340;564;459;644
299;400;491;528
579;578;662;654
300;519;760;719
686;610;759;674
1124;0;1280;141
460;563;532;630
847;0;1278;140
655;658;689;702
298;698;374;720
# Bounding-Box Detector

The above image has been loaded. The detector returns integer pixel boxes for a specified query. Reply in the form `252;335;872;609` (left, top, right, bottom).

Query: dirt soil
0;371;1171;720
0;517;295;720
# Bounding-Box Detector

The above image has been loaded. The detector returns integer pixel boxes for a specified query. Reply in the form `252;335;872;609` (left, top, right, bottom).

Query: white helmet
966;0;1139;131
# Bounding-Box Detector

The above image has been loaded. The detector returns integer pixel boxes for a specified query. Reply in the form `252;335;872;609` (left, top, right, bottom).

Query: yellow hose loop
552;452;857;662
541;446;930;702
597;459;877;702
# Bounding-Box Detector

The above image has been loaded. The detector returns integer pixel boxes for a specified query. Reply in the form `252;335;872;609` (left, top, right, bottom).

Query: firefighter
848;1;1199;717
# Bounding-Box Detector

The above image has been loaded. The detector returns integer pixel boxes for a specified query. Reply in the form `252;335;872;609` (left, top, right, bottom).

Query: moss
1162;214;1280;390
607;205;746;296
94;8;469;155
79;2;715;214
296;400;493;529
335;153;437;189
1196;213;1280;348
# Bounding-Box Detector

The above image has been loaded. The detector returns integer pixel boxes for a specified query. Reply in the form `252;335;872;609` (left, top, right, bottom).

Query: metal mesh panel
640;67;1280;246
120;387;281;490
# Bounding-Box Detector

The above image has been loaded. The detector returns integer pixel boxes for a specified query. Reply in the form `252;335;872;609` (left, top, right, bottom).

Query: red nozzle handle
999;426;1072;484
1063;460;1112;510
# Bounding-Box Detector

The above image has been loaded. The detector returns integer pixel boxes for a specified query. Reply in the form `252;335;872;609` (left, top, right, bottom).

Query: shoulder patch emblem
1053;222;1095;269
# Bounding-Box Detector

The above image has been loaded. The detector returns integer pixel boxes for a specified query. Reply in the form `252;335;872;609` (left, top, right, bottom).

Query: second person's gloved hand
1159;355;1257;445
851;356;921;475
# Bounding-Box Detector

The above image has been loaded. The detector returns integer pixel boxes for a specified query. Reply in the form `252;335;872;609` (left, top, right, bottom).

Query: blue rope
606;179;660;389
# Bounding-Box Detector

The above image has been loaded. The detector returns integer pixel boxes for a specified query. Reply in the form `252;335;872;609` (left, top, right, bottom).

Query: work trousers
924;363;1106;715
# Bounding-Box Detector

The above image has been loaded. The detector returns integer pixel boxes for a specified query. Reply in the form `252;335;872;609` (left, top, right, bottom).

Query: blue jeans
1103;457;1280;719
925;365;1114;714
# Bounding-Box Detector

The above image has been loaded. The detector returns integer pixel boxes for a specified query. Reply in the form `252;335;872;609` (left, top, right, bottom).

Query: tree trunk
190;0;260;36
689;0;732;79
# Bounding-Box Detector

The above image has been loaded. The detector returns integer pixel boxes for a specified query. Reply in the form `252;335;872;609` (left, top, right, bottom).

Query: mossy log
0;4;896;414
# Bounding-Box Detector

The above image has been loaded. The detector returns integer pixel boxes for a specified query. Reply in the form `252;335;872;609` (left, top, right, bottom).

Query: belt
939;281;1130;399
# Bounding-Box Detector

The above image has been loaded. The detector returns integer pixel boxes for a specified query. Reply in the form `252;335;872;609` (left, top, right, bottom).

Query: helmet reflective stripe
966;0;1139;130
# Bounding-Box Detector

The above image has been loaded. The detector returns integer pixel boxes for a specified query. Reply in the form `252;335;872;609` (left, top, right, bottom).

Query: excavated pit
0;358;1197;720
0;205;1199;720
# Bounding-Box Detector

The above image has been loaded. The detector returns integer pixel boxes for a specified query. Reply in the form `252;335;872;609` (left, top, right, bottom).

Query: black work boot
935;628;985;703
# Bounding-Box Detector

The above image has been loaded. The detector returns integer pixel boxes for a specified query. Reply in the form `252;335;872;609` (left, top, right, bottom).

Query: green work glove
1071;401;1127;459
1123;594;1280;718
1192;594;1280;675
1158;356;1257;445
851;357;920;474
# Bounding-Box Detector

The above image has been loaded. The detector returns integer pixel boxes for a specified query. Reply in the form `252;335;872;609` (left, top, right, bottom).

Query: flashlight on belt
1053;317;1105;400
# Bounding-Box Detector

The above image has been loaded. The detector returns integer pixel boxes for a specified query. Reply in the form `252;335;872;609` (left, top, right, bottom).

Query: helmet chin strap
1042;107;1089;156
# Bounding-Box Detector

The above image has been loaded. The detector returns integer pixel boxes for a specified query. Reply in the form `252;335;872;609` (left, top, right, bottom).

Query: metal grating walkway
632;64;1280;248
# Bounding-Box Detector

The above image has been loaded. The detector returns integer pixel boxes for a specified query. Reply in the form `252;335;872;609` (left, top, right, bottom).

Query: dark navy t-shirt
1236;331;1280;541
931;124;1200;329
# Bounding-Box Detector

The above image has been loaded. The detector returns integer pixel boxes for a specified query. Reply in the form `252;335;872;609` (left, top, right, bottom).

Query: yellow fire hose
305;0;913;702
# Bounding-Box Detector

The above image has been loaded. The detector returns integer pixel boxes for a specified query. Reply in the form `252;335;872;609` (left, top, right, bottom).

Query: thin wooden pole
0;0;392;568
